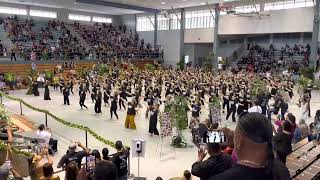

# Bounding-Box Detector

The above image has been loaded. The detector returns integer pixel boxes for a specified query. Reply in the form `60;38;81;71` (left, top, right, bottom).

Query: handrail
0;92;128;149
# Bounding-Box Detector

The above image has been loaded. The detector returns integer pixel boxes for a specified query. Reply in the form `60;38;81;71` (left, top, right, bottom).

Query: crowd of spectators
75;22;163;61
237;43;311;73
2;16;89;61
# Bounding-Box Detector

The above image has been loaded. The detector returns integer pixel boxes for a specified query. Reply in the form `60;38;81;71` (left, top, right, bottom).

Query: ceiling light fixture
200;2;206;5
161;1;166;5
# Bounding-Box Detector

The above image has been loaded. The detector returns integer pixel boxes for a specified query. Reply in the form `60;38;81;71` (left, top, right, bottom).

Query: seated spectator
211;113;290;180
36;124;51;148
298;119;309;140
93;160;118;180
40;163;60;180
57;141;89;169
112;141;129;180
192;142;232;180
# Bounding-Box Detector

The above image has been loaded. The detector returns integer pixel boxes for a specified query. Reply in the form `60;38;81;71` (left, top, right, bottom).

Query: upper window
185;9;214;29
136;16;155;32
68;14;91;21
157;15;169;31
0;6;27;15
264;0;314;11
30;10;57;18
92;16;112;23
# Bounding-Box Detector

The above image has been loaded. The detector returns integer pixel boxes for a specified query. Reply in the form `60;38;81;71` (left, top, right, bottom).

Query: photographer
112;141;129;180
57;141;89;169
191;142;232;180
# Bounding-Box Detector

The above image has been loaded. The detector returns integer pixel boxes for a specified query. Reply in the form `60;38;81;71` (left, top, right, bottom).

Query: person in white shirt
36;124;52;148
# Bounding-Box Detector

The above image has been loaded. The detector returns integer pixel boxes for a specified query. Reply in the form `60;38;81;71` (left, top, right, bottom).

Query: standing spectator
65;161;79;180
211;113;290;180
11;48;16;61
192;143;232;180
112;141;129;180
93;160;118;180
57;141;89;169
273;120;292;164
40;163;60;180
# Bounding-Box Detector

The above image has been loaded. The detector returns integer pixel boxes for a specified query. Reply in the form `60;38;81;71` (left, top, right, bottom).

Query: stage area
2;87;320;179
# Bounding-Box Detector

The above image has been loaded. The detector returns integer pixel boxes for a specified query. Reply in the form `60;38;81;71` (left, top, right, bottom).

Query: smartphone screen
85;155;96;172
207;131;226;143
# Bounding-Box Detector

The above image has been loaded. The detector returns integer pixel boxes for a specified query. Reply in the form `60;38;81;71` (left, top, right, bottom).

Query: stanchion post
85;131;88;148
0;94;2;104
45;113;48;127
19;101;22;115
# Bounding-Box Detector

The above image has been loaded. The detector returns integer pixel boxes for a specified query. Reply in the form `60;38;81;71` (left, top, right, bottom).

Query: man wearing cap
112;141;129;180
57;141;89;169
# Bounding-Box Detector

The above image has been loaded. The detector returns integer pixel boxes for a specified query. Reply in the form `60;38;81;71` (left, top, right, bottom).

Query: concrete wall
138;30;181;66
185;29;214;43
219;7;314;35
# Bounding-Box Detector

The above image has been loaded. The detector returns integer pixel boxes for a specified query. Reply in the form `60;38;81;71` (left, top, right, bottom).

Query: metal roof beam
76;0;160;13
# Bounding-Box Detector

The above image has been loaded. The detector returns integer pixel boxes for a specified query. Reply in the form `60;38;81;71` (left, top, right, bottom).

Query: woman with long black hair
110;94;119;120
44;80;51;100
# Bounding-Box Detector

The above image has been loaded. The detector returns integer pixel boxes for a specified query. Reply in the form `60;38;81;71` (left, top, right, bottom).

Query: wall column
212;5;220;70
311;0;320;70
154;13;158;47
180;9;185;66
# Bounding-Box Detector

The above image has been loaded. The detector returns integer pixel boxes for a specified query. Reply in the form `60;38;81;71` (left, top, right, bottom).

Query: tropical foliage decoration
168;96;189;148
297;75;313;92
203;52;213;70
4;72;16;83
300;67;314;80
44;70;53;81
98;64;109;76
251;77;267;99
144;64;157;71
0;93;127;149
0;104;10;124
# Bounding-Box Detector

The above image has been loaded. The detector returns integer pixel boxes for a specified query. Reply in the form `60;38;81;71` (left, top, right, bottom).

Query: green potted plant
203;53;213;70
98;64;108;76
4;72;16;90
44;70;53;82
169;96;189;148
0;104;10;126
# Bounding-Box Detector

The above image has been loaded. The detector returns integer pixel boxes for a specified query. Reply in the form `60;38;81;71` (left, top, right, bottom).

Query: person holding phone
191;142;232;180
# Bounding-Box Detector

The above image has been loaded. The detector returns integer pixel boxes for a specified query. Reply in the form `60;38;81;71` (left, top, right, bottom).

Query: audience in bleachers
75;21;163;60
238;43;311;73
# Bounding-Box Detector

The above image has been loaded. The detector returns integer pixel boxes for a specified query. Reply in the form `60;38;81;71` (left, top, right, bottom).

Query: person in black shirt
94;90;102;114
57;141;89;169
273;120;292;164
110;95;119;120
119;88;128;110
112;141;129;180
149;104;159;136
226;93;237;122
189;101;201;130
11;49;16;61
79;89;88;109
192;143;232;180
212;113;290;180
63;86;70;105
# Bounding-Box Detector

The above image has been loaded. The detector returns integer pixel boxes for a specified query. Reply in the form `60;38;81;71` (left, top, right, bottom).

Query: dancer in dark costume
79;89;88;109
149;104;159;136
44;80;51;100
94;90;102;114
32;80;40;96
